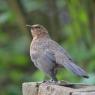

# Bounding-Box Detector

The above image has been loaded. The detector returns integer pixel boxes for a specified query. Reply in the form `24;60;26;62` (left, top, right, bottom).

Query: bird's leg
42;73;57;83
42;68;57;83
50;74;57;82
47;69;57;83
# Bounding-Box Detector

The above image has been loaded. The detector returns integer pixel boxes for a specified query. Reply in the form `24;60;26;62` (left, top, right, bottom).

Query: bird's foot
48;79;57;83
42;79;58;85
42;79;70;86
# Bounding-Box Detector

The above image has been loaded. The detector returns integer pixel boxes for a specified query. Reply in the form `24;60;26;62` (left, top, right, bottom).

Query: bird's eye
36;26;40;29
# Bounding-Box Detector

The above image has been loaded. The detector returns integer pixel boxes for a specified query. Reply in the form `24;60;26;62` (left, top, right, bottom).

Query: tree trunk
22;82;95;95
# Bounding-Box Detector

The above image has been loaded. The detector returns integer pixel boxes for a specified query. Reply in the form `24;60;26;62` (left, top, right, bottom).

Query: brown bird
28;24;89;81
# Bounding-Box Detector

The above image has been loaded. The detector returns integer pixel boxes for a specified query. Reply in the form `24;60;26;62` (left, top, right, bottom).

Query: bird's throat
33;33;49;40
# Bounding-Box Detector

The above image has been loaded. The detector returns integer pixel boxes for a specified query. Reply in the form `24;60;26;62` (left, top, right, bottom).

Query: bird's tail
63;62;89;78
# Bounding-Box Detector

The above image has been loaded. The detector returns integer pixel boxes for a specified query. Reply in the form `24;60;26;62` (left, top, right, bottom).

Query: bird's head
26;24;49;38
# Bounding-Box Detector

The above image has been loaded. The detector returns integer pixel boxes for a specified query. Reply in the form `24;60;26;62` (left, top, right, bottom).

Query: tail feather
63;62;89;78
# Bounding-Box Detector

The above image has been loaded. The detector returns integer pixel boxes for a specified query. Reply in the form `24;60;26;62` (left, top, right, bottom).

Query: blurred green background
0;0;95;95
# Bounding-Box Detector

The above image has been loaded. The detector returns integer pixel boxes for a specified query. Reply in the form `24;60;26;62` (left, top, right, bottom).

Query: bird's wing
32;49;56;74
48;40;88;78
56;49;88;78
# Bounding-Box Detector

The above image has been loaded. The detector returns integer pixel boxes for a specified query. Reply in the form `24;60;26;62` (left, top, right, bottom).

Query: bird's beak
26;25;33;28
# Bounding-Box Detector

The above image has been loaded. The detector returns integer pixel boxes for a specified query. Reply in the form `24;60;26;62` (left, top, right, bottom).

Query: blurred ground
0;0;95;95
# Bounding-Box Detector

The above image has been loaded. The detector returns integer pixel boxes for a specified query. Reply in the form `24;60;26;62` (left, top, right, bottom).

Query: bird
27;24;89;82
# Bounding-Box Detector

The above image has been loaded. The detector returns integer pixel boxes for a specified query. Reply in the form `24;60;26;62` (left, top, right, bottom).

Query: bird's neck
33;33;50;40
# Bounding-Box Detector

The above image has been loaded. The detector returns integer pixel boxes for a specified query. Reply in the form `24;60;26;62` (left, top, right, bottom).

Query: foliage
0;0;95;95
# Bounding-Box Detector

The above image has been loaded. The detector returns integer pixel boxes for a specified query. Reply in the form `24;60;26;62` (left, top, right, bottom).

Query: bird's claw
42;79;57;84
